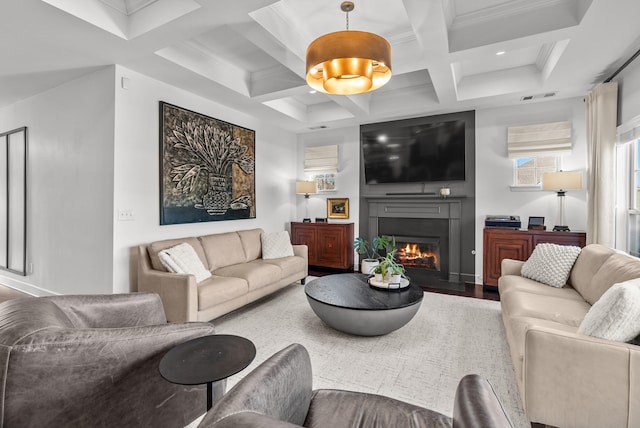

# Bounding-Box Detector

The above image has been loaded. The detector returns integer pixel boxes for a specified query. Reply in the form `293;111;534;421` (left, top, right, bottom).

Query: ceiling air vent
309;125;328;130
521;92;557;101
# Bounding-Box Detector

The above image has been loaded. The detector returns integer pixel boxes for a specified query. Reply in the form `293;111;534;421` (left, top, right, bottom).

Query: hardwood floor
308;268;500;301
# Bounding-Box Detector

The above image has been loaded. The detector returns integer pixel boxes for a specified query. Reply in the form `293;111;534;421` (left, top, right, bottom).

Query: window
630;139;640;256
513;155;559;186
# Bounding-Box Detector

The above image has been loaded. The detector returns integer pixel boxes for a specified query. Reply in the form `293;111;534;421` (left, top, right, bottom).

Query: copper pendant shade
305;2;392;95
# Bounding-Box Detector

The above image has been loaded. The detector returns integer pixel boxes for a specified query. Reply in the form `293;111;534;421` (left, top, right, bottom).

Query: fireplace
365;197;462;284
377;216;450;283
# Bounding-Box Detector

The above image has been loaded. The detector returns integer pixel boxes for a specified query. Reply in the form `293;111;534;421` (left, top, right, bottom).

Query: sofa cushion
238;228;264;261
521;243;581;288
569;244;615;291
254;256;306;278
578;278;640;342
197;275;249;311
261;231;294;259
148;237;208;272
159;243;212;283
498;275;585;302
199;232;246;270
214;261;282;291
500;291;590;327
582;252;640;305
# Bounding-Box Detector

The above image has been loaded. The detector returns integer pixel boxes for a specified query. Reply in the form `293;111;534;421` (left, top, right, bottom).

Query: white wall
475;97;588;283
0;67;116;295
113;66;298;292
296;127;360;268
615;53;640;126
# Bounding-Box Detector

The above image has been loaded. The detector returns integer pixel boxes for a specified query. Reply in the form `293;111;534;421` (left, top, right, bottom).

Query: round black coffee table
159;334;256;410
305;273;423;336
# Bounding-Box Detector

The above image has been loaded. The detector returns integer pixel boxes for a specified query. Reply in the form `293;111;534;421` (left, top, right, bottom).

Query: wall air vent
521;92;557;102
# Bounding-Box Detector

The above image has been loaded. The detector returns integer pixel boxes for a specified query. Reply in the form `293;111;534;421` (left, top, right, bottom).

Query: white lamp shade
296;181;318;195
542;171;583;191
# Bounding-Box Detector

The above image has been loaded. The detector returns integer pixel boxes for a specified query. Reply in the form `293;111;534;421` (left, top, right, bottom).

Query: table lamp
542;171;583;231
296;181;318;222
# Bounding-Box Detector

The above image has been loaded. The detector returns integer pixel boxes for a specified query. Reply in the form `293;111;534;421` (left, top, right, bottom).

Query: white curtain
585;82;618;246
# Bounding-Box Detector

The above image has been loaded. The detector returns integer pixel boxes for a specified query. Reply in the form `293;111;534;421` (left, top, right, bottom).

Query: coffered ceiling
2;0;640;132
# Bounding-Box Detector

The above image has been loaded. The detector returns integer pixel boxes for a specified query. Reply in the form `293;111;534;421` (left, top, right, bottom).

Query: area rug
213;280;529;427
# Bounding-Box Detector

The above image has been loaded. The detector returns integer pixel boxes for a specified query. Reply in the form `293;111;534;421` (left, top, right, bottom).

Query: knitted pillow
521;243;581;288
159;243;211;283
261;231;294;260
578;278;640;342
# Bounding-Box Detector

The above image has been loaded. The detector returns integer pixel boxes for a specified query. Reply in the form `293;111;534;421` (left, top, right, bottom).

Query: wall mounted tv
361;117;466;184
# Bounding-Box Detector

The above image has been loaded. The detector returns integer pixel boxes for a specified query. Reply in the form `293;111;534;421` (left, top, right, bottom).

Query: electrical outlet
118;209;135;221
28;263;33;274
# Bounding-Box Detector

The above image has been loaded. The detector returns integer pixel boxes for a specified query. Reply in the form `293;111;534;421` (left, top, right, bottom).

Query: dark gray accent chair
0;293;225;427
198;343;513;428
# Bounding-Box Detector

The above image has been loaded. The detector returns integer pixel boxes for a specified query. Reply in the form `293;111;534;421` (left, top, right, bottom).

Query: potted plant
382;247;405;284
353;235;391;275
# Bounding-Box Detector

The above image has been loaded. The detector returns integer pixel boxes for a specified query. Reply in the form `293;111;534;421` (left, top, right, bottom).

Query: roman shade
507;121;572;159
304;145;338;172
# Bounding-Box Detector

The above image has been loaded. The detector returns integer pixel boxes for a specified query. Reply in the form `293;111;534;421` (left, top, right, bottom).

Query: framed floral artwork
159;102;255;225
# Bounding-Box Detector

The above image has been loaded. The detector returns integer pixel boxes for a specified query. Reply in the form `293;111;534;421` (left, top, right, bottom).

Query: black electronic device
485;215;521;229
527;216;546;230
361;116;466;184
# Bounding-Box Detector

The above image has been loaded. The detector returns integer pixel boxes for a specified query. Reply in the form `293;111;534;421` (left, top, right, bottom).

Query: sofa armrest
523;325;637;427
44;293;166;328
199;343;313;427
293;244;308;261
501;258;524;277
138;245;198;322
6;323;222;427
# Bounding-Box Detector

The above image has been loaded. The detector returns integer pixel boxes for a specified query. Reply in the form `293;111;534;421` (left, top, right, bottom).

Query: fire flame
397;243;439;270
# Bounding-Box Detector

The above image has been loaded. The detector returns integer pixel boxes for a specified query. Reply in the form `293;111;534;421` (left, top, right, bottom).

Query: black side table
159;334;256;410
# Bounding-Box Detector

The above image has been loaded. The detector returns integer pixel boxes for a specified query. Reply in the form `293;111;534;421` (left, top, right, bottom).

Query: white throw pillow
159;243;211;283
261;231;294;260
578;278;640;342
521;243;581;288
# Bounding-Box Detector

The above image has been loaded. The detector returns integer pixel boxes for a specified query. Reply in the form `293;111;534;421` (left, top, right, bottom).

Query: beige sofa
137;228;308;322
498;243;640;428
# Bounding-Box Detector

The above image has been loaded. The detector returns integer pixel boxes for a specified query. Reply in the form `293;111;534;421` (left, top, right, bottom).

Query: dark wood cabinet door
291;224;317;264
483;229;532;287
316;226;347;267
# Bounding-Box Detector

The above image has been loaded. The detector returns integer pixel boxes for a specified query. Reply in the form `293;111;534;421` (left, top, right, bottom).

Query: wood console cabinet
483;228;587;287
291;222;354;271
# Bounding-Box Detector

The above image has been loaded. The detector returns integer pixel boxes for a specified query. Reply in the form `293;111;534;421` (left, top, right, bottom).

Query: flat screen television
361;118;466;184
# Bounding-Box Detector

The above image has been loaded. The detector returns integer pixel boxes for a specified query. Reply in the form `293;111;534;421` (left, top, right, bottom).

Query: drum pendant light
305;1;392;95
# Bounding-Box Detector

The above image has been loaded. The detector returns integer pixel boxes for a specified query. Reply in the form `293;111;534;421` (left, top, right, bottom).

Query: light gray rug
213;280;529;427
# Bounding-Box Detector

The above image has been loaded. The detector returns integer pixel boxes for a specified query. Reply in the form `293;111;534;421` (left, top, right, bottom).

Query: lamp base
553;225;571;232
302;218;312;223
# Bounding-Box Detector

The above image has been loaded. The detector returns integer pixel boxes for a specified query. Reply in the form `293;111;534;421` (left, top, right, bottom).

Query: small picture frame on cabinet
527;216;546;230
315;217;327;223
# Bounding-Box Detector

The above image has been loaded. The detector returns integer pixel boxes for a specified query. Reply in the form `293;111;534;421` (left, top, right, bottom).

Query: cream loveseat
137;228;308;322
498;243;640;428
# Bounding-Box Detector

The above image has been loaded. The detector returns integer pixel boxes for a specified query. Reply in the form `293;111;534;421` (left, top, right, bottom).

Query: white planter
374;273;383;282
361;259;379;275
390;273;402;284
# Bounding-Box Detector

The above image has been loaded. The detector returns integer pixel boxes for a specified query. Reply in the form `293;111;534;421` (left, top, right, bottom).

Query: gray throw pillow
521;243;581;288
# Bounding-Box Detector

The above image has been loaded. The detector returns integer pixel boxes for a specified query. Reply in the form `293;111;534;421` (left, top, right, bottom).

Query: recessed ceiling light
496;51;506;56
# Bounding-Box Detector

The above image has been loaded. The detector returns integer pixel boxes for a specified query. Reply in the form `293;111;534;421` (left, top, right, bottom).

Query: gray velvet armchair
0;293;225;427
198;343;513;428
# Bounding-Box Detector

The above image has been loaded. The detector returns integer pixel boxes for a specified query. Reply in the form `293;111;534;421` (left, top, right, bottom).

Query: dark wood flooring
308;268;500;301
